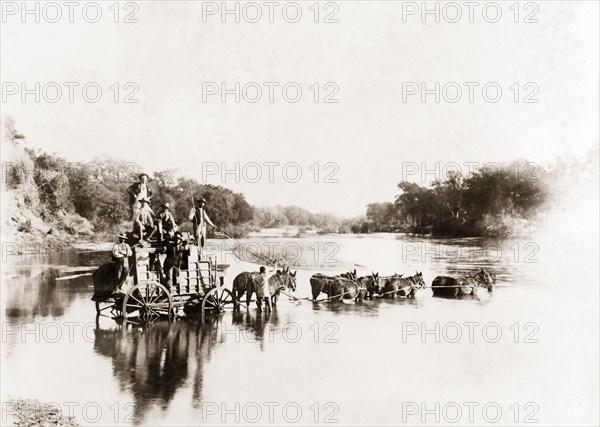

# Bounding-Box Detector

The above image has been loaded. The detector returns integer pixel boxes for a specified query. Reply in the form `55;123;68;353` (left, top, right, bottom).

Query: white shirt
138;183;148;200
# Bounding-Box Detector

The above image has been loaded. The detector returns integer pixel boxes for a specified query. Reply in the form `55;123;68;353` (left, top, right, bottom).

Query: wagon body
95;241;234;321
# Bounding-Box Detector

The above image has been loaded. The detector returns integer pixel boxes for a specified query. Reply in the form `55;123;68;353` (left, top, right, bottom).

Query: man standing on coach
188;197;217;258
128;173;153;211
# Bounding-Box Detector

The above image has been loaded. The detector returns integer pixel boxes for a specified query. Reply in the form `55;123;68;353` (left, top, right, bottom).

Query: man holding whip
188;197;217;258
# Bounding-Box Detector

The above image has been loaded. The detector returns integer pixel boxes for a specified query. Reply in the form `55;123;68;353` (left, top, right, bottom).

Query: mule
246;267;297;308
431;269;496;297
362;273;405;298
232;271;257;308
271;268;297;305
342;269;357;280
383;271;425;298
357;272;381;299
325;276;366;302
310;271;356;301
309;273;333;300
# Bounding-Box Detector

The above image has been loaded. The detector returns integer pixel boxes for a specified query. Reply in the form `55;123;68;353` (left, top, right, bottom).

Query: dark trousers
113;258;128;289
163;264;179;291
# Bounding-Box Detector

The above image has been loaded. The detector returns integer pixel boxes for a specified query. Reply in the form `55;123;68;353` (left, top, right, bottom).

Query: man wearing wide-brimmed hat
132;198;156;244
157;201;177;240
188;197;217;257
127;172;153;210
163;230;187;291
111;232;132;287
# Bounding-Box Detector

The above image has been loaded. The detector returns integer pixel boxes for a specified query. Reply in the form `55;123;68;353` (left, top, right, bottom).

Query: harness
376;275;422;297
316;278;365;302
270;273;286;293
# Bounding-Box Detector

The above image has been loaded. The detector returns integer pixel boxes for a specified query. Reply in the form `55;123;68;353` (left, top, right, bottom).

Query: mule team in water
309;270;428;301
232;267;497;309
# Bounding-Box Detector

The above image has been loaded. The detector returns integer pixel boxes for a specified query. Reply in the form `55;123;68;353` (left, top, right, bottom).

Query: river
1;234;598;425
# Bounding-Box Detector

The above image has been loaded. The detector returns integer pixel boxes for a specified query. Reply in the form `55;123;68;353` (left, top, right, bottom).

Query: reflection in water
231;309;281;351
91;311;287;423
93;318;220;422
3;235;592;425
310;299;388;316
3;250;114;321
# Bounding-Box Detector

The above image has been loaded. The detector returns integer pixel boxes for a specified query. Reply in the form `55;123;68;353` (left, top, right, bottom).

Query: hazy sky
2;1;598;216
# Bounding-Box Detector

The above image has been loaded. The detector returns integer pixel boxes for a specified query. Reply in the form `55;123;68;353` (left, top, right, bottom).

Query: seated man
112;233;132;289
157;202;177;241
132;198;156;244
91;233;133;301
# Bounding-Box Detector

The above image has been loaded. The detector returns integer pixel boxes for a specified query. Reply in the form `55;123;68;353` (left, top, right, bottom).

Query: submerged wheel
122;281;172;321
94;298;120;317
201;287;235;314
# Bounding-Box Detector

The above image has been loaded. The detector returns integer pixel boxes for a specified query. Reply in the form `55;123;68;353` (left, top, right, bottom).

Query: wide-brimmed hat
196;197;207;204
162;202;170;209
139;173;149;179
118;233;127;240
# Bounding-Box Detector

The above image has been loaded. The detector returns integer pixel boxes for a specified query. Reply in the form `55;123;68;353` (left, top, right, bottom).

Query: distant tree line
251;205;353;234
4;122;347;238
12;149;548;239
4;121;548;240
352;164;548;237
3;126;255;238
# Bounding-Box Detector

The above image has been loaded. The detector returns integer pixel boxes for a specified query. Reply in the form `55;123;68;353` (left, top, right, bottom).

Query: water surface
2;234;598;425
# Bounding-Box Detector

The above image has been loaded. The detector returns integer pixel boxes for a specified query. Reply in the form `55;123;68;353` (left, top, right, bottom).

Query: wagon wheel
122;281;172;321
201;288;235;314
95;299;120;317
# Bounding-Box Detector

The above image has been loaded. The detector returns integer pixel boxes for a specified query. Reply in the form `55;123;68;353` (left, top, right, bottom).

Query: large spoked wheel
122;281;172;321
95;298;122;318
201;287;235;314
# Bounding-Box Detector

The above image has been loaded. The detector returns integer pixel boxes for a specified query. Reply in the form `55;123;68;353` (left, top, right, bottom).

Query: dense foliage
4;121;549;239
354;165;548;237
6;143;255;237
6;136;344;238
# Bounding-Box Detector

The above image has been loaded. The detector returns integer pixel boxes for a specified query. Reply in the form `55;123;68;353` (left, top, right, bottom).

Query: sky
1;1;598;217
